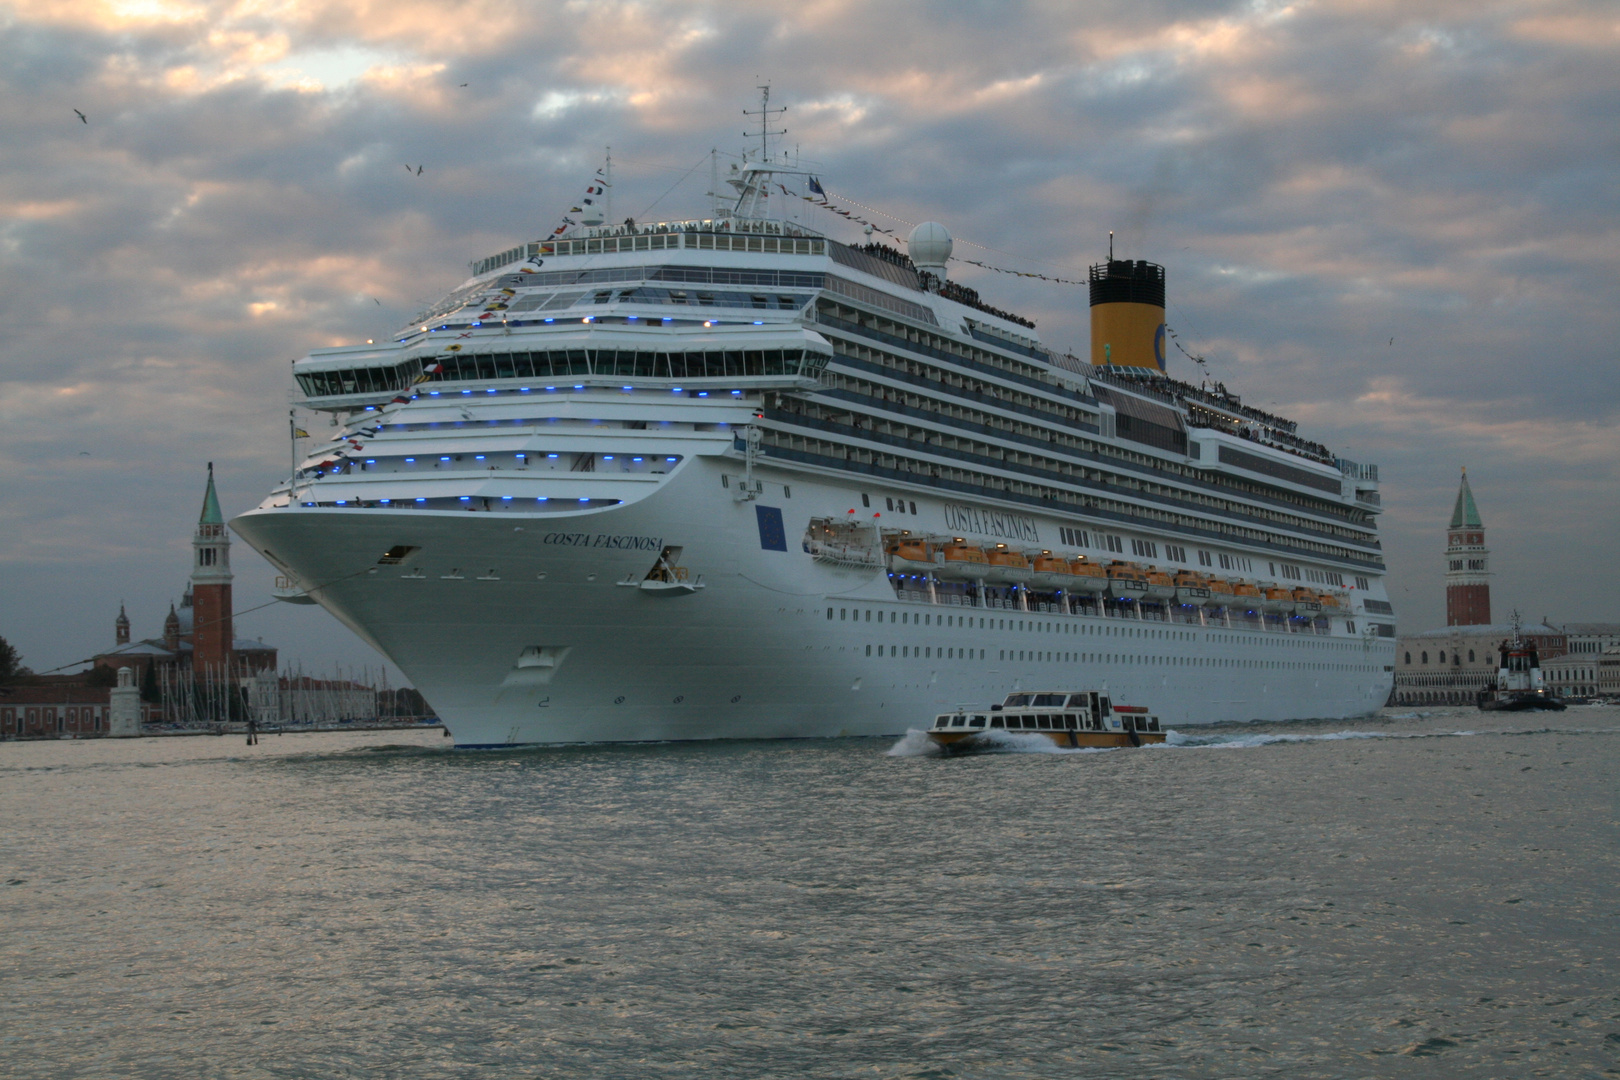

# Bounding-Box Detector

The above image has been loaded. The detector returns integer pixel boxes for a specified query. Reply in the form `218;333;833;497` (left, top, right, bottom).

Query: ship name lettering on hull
942;504;1040;543
542;533;664;551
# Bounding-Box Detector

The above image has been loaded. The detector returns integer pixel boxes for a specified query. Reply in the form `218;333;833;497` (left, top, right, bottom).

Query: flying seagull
417;165;423;175
74;109;87;123
373;298;381;305
459;83;468;87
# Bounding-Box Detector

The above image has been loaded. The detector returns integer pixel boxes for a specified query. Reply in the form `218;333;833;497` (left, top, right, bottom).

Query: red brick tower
1445;468;1491;626
190;463;234;676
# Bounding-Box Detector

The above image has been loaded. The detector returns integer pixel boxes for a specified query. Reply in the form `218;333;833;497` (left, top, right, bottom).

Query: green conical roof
199;462;224;526
1449;469;1481;529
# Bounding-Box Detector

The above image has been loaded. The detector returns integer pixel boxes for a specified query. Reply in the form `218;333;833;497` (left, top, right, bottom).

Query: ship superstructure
232;131;1397;745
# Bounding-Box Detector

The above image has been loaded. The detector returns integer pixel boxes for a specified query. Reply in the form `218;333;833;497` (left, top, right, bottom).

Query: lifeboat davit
1173;571;1212;606
935;541;989;580
1030;554;1080;589
983;547;1032;585
1106;562;1148;601
1142;567;1176;601
886;538;939;575
1291;588;1323;616
1067;558;1108;594
1261;586;1296;614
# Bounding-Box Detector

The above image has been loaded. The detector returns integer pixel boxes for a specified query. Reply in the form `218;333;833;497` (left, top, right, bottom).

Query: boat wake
1164;728;1478;749
888;726;1511;758
886;728;1122;758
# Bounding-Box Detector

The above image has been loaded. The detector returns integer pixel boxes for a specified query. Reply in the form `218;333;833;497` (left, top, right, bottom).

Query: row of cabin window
820;340;1368;530
582;287;807;310
768;429;1373;569
798;372;1373;546
427;348;816;383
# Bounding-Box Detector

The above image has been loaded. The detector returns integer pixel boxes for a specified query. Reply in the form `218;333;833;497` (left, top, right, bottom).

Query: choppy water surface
3;708;1617;1079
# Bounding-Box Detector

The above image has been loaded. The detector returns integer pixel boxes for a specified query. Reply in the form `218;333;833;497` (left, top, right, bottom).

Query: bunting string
783;183;1091;286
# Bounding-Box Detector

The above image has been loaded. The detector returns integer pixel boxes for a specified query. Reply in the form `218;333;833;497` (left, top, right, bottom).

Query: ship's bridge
293;323;834;410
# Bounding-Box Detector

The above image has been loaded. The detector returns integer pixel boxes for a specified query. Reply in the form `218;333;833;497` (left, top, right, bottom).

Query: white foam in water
885;729;942;757
887;728;1116;757
1163;728;1478;749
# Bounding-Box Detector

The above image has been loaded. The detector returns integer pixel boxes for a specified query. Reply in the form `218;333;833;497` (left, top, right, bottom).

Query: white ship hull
234;460;1395;747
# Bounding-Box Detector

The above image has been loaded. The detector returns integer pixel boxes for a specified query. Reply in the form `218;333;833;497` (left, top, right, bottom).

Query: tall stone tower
115;602;130;646
1445;468;1491;626
190;463;234;675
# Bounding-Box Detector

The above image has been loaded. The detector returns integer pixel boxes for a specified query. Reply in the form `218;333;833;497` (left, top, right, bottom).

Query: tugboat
927;691;1166;752
1477;625;1566;711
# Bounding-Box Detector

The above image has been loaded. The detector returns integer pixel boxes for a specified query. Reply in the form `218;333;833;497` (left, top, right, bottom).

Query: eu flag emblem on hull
755;506;787;551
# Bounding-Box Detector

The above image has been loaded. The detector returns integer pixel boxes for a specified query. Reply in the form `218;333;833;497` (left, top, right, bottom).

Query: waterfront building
92;466;278;681
1445;469;1490;626
1392;621;1565;707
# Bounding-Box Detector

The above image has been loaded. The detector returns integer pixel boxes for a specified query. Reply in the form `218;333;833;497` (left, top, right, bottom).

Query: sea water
2;707;1616;1078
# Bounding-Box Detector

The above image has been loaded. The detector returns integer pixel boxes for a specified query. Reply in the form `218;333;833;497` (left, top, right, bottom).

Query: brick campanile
1445;468;1491;626
190;463;234;674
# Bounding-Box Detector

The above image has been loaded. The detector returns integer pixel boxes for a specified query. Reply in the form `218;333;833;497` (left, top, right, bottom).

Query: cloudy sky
2;0;1616;678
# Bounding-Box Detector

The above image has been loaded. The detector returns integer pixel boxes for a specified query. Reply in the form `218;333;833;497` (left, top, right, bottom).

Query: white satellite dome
907;221;953;279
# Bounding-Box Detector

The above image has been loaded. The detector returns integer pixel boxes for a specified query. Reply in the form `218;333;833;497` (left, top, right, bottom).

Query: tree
0;636;30;684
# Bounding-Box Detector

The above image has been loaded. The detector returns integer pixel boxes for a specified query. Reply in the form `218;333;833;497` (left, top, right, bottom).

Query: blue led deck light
429;391;440;396
415;497;426;502
460;496;471;501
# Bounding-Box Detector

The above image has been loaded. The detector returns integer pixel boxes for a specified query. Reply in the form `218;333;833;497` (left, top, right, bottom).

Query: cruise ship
231;136;1397;746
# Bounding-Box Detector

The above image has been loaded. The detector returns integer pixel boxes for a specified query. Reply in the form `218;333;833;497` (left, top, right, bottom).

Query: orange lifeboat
1261;585;1297;614
1106;561;1148;601
936;541;989;581
1030;553;1081;589
1206;577;1236;606
1230;580;1262;612
1317;592;1342;613
1291;587;1323;616
1067;558;1108;594
1142;567;1176;601
1173;570;1212;606
886;537;938;575
983;546;1033;585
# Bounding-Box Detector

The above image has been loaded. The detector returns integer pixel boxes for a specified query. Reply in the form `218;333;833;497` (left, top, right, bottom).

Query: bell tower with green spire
1445;468;1490;626
191;462;234;675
